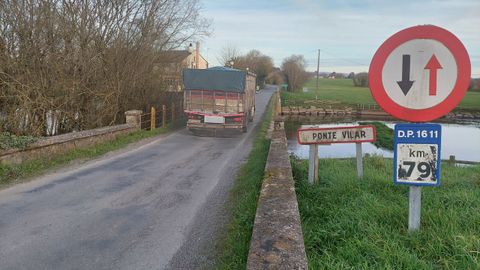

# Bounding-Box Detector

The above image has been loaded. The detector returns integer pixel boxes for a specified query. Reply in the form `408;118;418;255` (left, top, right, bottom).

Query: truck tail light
233;117;242;122
188;114;202;120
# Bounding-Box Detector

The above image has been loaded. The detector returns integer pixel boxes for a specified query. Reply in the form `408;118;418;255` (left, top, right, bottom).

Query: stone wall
280;105;480;120
247;121;308;270
0;124;138;165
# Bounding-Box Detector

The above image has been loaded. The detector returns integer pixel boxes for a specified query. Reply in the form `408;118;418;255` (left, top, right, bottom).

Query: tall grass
292;156;480;269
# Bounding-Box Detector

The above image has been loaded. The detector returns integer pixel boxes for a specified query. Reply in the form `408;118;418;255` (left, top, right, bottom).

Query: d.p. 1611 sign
394;124;441;186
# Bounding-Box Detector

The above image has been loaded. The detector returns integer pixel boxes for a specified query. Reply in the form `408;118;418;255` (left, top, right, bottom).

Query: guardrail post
150;107;156;130
162;105;167;128
171;102;176;123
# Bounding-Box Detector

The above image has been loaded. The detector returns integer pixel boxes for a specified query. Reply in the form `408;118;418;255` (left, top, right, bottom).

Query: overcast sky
199;0;480;77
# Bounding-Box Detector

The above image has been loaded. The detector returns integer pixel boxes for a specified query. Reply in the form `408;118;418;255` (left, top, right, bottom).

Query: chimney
195;41;200;69
187;43;194;53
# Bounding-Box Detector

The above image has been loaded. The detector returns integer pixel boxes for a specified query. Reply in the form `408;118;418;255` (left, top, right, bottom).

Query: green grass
214;96;274;269
281;78;374;108
458;91;480;111
0;119;185;189
291;156;480;269
0;132;38;150
282;78;480;111
359;121;394;150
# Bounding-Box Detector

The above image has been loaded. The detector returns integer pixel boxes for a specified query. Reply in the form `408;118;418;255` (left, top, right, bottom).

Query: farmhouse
156;42;208;91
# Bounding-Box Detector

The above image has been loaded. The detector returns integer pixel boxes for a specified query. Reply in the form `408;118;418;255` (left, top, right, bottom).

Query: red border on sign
369;25;471;122
297;125;376;145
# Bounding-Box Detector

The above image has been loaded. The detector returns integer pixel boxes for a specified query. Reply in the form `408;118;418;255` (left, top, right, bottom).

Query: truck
183;67;256;136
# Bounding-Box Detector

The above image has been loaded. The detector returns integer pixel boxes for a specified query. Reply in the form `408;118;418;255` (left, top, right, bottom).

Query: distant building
156;42;208;91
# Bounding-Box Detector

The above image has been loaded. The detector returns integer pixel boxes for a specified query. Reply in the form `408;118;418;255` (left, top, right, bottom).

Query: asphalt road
0;86;275;270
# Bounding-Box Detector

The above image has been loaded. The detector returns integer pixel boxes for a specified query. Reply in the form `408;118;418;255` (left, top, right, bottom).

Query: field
291;157;480;269
281;78;480;111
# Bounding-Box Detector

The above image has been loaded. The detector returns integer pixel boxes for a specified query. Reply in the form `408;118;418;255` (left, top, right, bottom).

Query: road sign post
394;123;441;232
370;25;469;232
356;142;363;178
298;125;376;183
408;186;422;232
308;144;319;184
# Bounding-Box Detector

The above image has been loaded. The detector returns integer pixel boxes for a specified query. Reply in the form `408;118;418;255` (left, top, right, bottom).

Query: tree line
0;0;210;136
217;46;310;92
217;48;374;92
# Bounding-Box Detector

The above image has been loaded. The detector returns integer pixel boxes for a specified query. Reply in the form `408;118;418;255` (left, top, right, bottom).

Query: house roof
161;50;191;63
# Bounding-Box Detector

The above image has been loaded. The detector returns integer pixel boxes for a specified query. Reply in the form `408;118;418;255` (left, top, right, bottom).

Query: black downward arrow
397;54;415;95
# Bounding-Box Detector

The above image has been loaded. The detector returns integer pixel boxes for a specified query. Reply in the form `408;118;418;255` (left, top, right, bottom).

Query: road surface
0;87;275;270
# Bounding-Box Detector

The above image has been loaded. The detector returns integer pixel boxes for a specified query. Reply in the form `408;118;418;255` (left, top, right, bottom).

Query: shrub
0;132;38;150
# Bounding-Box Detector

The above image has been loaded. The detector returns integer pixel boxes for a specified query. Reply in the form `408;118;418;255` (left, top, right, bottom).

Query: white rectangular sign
204;115;225;124
298;125;376;145
396;144;439;184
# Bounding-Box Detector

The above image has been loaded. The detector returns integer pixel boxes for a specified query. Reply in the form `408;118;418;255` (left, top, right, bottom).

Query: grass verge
291;156;480;269
359;121;394;150
214;96;274;269
281;78;480;112
0;119;185;189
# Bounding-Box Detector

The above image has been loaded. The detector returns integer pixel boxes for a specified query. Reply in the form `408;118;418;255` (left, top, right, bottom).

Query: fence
140;101;184;131
356;104;381;111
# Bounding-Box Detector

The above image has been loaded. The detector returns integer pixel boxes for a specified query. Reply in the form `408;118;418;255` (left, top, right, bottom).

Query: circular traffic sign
369;25;471;122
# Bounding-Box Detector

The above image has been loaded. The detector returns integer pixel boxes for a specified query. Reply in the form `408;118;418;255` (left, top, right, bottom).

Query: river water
286;120;480;162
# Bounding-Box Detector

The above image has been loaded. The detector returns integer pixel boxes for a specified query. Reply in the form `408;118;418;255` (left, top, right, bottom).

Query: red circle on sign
369;25;471;122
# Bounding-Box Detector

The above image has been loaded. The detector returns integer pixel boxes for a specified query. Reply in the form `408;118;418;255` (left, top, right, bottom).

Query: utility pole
316;49;320;91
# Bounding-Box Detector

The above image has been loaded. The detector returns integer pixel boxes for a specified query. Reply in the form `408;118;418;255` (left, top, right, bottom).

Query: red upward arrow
424;55;443;96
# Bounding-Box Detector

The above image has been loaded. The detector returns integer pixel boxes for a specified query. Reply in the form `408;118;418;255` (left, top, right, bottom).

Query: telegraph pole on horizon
316;49;320;90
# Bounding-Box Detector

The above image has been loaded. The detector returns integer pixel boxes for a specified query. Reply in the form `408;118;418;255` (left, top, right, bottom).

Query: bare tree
0;0;211;136
216;44;241;67
281;55;308;91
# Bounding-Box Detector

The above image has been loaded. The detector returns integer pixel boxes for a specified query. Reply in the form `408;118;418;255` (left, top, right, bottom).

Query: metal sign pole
356;142;363;178
308;145;318;184
408;186;422;232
